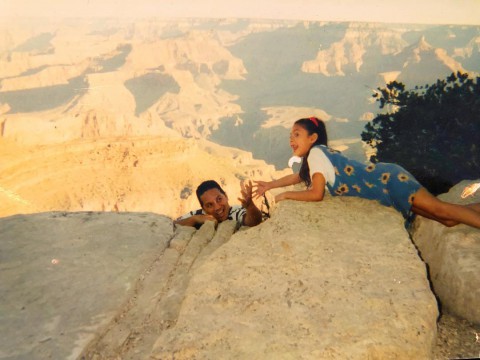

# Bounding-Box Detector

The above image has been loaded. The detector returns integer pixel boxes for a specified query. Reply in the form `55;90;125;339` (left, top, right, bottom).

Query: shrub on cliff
362;72;480;195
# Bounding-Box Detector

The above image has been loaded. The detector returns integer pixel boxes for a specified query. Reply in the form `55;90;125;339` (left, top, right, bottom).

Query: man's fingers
240;179;246;191
240;188;247;198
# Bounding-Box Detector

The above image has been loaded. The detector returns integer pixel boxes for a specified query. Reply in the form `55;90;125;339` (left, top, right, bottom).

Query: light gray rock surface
0;211;172;360
151;197;439;359
1;197;441;360
80;219;238;359
411;180;480;324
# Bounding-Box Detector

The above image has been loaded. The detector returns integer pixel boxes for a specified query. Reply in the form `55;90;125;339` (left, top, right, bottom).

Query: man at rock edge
174;179;263;229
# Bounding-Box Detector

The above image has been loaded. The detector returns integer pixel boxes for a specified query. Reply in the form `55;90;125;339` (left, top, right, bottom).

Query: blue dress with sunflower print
314;145;422;221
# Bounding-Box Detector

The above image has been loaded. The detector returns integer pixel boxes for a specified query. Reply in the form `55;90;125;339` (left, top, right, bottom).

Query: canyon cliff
1;17;479;359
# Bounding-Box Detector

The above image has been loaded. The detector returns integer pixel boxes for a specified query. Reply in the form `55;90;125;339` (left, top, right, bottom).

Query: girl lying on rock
253;117;480;229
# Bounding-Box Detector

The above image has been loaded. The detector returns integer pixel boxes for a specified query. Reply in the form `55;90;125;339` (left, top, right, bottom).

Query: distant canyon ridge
0;18;479;217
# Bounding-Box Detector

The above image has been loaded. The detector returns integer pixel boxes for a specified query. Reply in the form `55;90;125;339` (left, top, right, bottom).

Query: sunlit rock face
151;198;438;359
411;180;480;325
301;24;467;84
0;19;246;141
0;136;286;219
301;23;408;76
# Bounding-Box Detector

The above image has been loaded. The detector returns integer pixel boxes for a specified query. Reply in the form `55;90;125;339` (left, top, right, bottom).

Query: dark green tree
361;72;480;195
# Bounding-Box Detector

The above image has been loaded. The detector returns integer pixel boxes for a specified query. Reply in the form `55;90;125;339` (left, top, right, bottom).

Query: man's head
196;180;230;222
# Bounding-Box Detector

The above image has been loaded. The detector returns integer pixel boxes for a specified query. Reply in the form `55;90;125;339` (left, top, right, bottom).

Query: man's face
200;188;230;222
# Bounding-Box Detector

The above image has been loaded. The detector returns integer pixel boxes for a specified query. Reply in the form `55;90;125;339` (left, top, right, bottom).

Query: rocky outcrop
395;36;466;86
0;24;246;141
301;23;407;76
0;197;439;360
81;218;238;359
150;197;438;359
411;180;480;325
0;211;173;360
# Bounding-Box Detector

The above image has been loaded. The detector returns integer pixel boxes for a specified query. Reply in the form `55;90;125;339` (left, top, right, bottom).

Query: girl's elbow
311;190;324;201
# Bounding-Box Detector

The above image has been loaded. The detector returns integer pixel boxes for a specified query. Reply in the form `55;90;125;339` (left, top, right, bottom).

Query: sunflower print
380;173;391;184
352;184;361;193
344;165;354;176
335;183;349;195
364;181;375;188
408;193;415;204
315;145;422;222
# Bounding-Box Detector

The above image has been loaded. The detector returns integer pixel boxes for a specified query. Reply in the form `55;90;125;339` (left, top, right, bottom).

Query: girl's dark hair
295;117;328;187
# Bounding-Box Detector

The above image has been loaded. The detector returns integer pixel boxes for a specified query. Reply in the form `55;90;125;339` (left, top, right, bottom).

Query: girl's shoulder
313;145;340;154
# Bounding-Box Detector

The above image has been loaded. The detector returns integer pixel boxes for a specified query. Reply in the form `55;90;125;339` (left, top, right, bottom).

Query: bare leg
412;188;480;229
466;203;480;212
411;205;459;227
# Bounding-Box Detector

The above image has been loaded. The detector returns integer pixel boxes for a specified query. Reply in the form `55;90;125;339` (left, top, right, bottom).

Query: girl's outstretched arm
253;173;301;198
275;173;326;202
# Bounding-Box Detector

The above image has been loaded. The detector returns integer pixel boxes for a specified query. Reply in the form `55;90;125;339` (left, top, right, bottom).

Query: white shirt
307;146;336;186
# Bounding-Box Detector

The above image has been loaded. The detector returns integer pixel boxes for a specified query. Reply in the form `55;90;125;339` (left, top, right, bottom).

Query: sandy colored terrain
0;136;286;220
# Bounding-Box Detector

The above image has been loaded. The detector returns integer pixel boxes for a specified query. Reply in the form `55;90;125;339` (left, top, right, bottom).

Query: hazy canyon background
1;17;479;218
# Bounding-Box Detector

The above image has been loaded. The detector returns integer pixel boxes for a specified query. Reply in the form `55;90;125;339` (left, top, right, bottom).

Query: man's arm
238;180;263;227
243;202;263;227
174;211;217;228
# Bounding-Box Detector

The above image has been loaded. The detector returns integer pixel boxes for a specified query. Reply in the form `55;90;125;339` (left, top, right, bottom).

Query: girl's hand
253;180;271;198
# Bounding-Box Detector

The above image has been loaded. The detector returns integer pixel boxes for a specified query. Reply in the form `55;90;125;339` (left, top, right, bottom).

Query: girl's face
290;124;318;157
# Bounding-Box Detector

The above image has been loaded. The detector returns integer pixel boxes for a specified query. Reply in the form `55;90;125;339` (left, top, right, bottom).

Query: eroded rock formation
1;197;441;359
411;180;480;325
150;198;438;359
